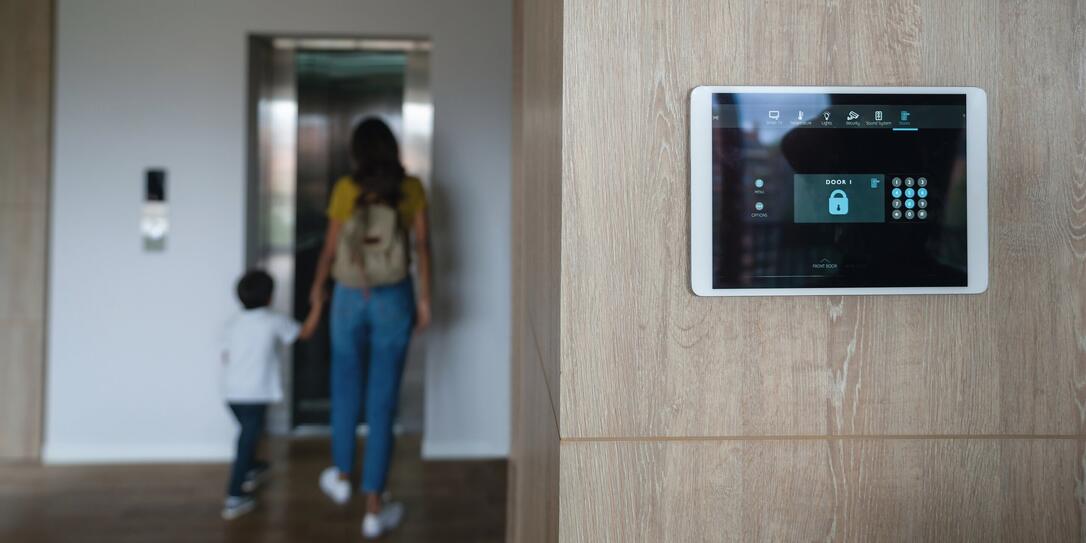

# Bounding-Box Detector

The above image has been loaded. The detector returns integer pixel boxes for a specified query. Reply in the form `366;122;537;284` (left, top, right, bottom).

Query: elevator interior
246;36;432;435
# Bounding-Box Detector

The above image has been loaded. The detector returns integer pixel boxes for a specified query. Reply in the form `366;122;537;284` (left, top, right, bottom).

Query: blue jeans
329;279;415;493
226;403;266;497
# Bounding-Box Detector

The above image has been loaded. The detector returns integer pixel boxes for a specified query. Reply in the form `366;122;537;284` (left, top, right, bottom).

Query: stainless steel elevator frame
246;36;433;435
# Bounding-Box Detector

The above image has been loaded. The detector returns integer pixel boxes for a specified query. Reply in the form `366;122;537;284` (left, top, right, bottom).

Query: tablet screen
711;93;968;289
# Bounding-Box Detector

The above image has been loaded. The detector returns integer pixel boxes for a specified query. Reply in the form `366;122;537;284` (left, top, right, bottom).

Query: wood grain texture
0;208;47;322
0;322;44;460
509;0;563;540
0;0;51;461
508;327;560;543
0;0;52;208
560;438;1081;542
507;0;524;538
559;0;1086;439
521;0;564;416
1072;0;1086;441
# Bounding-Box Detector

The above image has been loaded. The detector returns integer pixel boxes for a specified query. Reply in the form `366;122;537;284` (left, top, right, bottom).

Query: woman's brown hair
350;117;406;207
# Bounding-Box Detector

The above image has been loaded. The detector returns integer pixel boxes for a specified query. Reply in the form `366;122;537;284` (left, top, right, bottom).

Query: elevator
246;36;432;435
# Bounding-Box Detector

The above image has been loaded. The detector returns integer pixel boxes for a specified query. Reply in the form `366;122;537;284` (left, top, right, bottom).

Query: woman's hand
415;298;431;332
309;284;327;311
411;208;432;333
299;301;323;341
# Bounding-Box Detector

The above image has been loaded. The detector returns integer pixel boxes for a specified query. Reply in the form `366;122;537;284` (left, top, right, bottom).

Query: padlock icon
828;189;849;215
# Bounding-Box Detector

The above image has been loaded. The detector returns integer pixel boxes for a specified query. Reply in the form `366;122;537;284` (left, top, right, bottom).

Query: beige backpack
331;202;408;288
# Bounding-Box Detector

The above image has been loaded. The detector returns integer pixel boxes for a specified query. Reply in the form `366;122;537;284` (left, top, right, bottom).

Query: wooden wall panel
0;323;44;460
509;327;560;543
559;0;1086;440
507;0;524;537
509;0;563;539
514;0;1086;539
0;0;52;461
521;0;564;415
561;439;1081;542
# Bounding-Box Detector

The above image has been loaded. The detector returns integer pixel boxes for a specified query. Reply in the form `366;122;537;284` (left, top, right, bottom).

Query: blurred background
0;0;512;541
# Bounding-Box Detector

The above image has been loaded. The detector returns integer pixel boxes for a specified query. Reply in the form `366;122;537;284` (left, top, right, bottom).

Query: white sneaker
221;496;256;520
362;501;405;539
319;466;351;505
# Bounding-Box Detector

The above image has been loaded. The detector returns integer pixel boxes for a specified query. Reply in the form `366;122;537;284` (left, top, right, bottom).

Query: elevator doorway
246;36;432;436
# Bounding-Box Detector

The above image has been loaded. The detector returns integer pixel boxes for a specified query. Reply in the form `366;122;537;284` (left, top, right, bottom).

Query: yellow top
325;175;427;227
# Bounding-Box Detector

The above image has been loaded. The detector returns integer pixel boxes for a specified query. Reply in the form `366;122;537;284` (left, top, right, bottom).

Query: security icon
828;189;849;215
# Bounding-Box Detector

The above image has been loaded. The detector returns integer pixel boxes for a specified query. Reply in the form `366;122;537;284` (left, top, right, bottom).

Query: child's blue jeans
226;403;266;497
329;279;415;494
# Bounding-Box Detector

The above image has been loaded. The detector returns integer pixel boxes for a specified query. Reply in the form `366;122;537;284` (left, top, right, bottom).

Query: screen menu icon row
711;104;965;129
763;108;912;122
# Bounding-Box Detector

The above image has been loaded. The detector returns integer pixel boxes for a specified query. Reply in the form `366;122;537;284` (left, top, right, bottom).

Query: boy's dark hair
236;270;274;309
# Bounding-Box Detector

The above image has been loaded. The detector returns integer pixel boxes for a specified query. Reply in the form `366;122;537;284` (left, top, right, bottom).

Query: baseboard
43;439;508;463
42;442;233;464
421;438;508;460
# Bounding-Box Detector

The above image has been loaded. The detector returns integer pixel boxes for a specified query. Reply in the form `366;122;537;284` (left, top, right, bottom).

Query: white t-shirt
221;308;301;403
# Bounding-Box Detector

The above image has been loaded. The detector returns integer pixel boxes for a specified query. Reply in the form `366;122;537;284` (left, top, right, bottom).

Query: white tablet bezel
690;85;988;297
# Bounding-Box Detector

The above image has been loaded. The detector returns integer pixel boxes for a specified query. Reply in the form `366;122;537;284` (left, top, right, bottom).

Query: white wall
47;0;511;462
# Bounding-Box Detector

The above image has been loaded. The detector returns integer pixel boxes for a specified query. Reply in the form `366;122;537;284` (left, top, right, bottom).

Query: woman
309;118;431;539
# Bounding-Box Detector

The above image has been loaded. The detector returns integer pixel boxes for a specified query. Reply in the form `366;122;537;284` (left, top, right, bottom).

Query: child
220;270;322;520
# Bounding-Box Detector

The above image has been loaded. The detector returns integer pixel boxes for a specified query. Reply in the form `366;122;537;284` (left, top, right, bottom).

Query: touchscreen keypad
889;176;928;220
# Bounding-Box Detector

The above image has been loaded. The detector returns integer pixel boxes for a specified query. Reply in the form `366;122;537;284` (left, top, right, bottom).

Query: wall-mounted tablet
690;86;988;296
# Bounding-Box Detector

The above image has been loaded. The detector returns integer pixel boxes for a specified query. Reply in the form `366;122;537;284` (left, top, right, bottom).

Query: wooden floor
0;437;506;543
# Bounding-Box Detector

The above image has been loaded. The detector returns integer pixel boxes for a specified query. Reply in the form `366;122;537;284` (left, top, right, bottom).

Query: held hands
299;302;322;340
300;288;328;341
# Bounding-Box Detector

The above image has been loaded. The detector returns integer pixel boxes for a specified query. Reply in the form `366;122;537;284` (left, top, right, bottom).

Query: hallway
0;437;506;543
